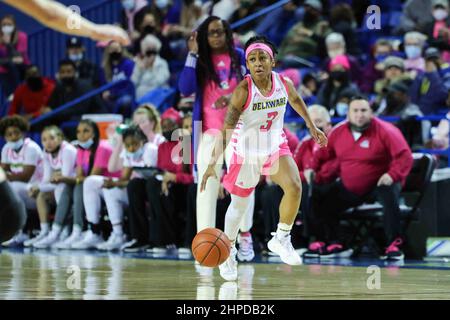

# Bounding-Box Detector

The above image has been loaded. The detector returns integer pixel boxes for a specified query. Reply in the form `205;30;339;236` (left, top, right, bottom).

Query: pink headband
245;43;274;60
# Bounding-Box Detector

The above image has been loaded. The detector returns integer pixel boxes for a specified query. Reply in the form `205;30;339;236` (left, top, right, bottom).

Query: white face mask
6;138;24;151
78;138;94;149
1;25;14;35
122;0;135;11
405;45;422;59
433;8;448;21
336;102;349;117
155;0;169;9
69;53;83;62
126;147;145;160
328;48;345;59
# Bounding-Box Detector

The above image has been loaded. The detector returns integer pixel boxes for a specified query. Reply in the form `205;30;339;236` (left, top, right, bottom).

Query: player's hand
200;165;217;192
303;168;314;185
102;178;115;189
309;126;328;148
91;25;130;46
218;184;228;200
377;173;393;186
187;31;198;54
28;186;40;198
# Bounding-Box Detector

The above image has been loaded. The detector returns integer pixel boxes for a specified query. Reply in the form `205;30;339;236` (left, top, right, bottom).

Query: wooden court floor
0;249;449;300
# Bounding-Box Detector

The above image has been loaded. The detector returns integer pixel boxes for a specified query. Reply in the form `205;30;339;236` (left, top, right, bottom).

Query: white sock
51;223;62;236
276;223;292;240
112;224;123;235
72;224;82;235
40;223;50;234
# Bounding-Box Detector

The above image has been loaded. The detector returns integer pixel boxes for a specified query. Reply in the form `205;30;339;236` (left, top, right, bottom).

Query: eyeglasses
207;29;225;37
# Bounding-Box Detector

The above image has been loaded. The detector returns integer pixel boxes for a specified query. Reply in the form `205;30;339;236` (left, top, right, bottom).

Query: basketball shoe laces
271;232;296;254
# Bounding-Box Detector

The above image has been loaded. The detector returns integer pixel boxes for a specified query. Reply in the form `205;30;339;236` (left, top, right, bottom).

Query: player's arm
3;0;129;45
284;77;328;147
200;79;247;192
6;165;35;182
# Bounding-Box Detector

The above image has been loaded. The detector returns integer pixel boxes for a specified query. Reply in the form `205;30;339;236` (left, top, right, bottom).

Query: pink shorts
223;142;292;197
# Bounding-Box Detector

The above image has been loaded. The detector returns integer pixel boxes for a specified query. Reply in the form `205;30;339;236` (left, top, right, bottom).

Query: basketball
191;228;231;267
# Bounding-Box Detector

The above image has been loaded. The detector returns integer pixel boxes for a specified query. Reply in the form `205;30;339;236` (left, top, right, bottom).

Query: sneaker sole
267;240;302;265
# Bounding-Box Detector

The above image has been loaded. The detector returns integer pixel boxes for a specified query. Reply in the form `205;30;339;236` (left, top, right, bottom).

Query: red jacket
8;78;55;117
312;118;413;196
294;136;339;184
157;140;194;184
283;127;299;153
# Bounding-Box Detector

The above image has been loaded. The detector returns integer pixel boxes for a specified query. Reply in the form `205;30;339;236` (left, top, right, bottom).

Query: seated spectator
229;0;264;36
316;54;359;113
278;0;330;60
394;0;433;35
423;0;450;63
373;56;413;112
8;65;55;120
360;39;394;94
403;31;427;72
382;82;424;147
43;60;106;139
423;47;450;90
329;3;360;57
132;9;174;61
164;0;203;39
120;0;150;41
25;126;78;249
0;14;30;98
333;86;359;117
298;72;319;106
100;40;136;116
306;97;413;261
322;32;362;87
426;111;450;160
409;47;449;115
65;37;101;87
132;34;170;99
0;115;43;247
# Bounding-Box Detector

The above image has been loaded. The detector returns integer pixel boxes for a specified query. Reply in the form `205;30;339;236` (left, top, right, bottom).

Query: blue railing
28;0;121;78
286;114;450;167
30;79;128;127
230;0;291;30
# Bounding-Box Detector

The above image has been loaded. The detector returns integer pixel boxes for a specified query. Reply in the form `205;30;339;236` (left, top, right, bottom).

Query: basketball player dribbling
201;36;328;281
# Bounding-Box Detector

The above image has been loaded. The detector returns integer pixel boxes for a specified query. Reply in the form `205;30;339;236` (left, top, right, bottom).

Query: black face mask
330;70;349;83
162;129;176;141
61;77;75;86
110;52;122;63
350;122;371;133
385;93;405;112
142;25;156;35
26;76;43;91
303;10;319;26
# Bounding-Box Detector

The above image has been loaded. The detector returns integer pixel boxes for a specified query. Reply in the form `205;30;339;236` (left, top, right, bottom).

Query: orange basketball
191;228;231;267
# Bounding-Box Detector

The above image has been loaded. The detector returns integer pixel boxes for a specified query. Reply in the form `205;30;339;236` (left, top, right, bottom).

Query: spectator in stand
422;0;450;63
395;0;433;35
382;82;424;147
65;37;101;87
278;0;330;60
8;65;55;120
410;47;449;115
316;54;359;114
0;15;30;98
42;60;106;139
422;47;450;90
322;32;362;87
131;34;170;99
132;9;174;61
329;3;360;57
373;56;413;113
229;0;264;37
404;31;427;72
298;72;319;106
306;96;413;261
120;0;150;42
100;40;135;117
360;39;394;94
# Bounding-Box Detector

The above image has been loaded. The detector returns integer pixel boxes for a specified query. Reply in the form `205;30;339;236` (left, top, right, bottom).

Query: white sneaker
237;233;255;262
96;232;127;251
267;233;302;265
71;231;104;250
54;230;83;249
178;247;192;257
219;247;238;281
2;232;29;247
24;230;49;247
33;231;59;249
